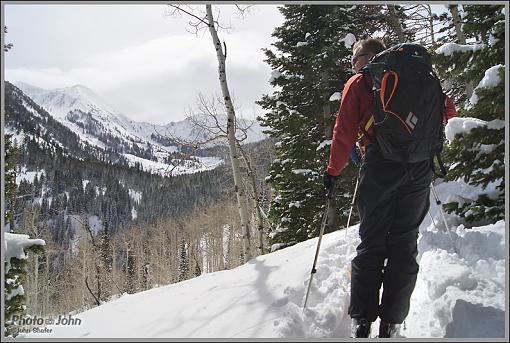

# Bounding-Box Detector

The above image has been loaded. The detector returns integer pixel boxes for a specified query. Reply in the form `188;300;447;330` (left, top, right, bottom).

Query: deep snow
21;178;506;339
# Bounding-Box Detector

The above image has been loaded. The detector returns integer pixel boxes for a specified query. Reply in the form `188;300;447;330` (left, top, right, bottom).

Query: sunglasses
351;53;369;66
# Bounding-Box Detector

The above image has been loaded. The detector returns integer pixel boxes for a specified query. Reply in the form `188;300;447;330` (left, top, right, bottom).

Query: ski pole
430;182;454;243
428;210;438;230
303;188;333;313
345;165;362;238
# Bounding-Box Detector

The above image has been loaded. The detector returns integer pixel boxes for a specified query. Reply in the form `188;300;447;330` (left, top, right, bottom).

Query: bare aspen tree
388;5;406;43
449;4;466;44
235;140;265;254
205;5;252;262
426;5;436;44
448;4;473;99
401;4;438;46
167;4;256;262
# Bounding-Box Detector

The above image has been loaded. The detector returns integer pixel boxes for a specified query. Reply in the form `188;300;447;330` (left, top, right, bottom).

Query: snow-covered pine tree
4;234;45;337
4;111;19;233
125;242;136;294
4;31;20;232
257;5;391;251
178;238;190;282
433;4;505;226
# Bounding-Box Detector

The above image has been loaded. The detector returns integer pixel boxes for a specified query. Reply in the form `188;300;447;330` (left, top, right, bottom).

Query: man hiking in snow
323;38;456;338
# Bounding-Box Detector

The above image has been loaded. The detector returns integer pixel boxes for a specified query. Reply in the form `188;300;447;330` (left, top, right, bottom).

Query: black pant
348;145;432;324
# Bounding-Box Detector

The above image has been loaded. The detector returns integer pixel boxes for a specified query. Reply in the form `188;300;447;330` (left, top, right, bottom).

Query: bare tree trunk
206;4;252;263
218;221;225;270
426;5;435;44
448;4;473;100
449;4;466;44
388;5;406;43
235;141;265;255
82;240;88;308
33;255;39;314
44;252;50;316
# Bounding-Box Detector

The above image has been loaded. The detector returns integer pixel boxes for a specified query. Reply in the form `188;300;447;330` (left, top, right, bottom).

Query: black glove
323;171;337;196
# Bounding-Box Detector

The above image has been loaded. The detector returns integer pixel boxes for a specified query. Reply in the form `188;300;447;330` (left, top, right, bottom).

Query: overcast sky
4;4;285;124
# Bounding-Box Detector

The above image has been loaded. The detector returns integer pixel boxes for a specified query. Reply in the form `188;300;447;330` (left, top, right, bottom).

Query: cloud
77;34;218;90
4;4;283;124
6;31;274;124
6;67;80;90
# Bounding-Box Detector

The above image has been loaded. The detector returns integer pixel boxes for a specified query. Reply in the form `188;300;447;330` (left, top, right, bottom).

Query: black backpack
360;43;445;165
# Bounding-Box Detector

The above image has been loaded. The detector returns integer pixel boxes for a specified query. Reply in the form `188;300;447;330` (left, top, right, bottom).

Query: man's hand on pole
323;171;337;198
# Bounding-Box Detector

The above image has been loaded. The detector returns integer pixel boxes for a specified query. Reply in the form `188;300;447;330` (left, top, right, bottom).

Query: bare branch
168;4;209;27
234;5;254;18
85;276;101;306
213;6;232;31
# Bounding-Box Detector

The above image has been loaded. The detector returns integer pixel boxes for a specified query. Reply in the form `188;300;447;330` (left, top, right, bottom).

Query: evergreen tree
100;221;113;273
41;198;50;219
4;235;45;337
433;5;505;226
5;120;19;232
125;243;136;294
257;5;387;251
178;238;190;281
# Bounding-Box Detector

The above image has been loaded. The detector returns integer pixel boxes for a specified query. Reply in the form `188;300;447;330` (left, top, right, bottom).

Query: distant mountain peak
11;81;266;156
16;81;118;120
63;84;97;97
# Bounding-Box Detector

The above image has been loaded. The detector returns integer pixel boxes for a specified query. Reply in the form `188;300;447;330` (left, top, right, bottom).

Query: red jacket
326;74;456;177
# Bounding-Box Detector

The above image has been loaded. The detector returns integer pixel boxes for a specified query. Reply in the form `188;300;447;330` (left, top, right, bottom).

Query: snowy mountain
15;81;266;147
7;82;263;176
22;179;505;339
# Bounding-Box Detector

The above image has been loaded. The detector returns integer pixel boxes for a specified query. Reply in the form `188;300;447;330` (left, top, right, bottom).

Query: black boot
352;318;371;338
378;321;399;338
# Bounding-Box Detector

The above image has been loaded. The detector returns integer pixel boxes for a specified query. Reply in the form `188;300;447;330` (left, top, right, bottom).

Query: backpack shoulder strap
358;115;374;143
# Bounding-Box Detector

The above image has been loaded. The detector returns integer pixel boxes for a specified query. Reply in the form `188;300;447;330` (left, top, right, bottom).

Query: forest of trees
257;3;505;250
6;135;275;318
3;4;505;336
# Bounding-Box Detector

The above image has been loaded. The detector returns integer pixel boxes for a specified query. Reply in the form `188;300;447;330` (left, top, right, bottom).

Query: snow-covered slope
24;179;506;339
16;82;120;120
11;81;265;176
15;81;174;150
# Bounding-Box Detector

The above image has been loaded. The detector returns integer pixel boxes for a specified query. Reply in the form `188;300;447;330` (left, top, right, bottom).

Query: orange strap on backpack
379;71;412;134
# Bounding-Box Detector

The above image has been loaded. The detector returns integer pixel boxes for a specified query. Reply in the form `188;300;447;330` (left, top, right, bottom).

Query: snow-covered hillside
15;81;265;147
10;81;265;177
23;179;506;339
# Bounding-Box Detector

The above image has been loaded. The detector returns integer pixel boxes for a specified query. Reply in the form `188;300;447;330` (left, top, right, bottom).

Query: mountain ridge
14;81;266;148
5;81;229;177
